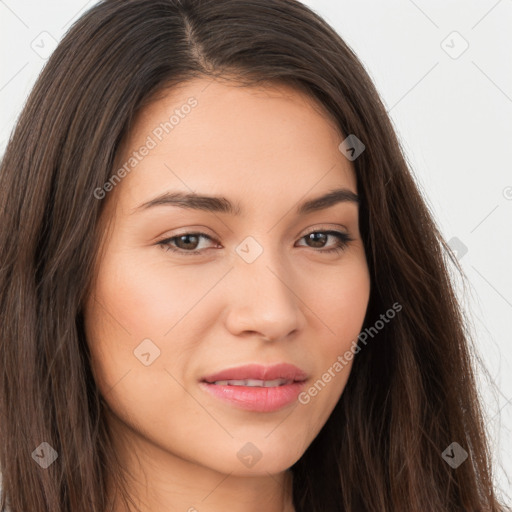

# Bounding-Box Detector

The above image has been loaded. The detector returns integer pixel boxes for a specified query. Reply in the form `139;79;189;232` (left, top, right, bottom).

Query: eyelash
157;229;354;256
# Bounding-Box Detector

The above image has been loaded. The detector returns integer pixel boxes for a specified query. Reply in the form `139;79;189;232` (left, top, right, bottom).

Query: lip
202;363;308;383
200;363;308;413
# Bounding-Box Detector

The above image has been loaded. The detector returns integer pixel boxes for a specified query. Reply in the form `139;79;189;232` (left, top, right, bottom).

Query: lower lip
199;381;307;412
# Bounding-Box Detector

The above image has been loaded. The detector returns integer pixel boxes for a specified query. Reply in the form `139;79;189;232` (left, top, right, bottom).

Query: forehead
113;77;357;210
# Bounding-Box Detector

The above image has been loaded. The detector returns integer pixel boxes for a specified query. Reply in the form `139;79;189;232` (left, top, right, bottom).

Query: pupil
308;232;326;248
178;234;199;250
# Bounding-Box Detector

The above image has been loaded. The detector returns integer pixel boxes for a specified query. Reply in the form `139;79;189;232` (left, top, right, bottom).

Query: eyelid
157;223;349;242
298;223;349;237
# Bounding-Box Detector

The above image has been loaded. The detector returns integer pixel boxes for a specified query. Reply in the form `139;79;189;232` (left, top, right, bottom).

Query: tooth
245;379;265;387
263;379;286;387
211;378;290;387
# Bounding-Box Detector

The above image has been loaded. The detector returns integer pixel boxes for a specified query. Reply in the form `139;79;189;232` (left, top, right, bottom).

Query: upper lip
201;363;308;383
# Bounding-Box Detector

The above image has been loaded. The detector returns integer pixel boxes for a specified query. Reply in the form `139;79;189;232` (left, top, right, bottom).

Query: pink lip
200;363;308;413
202;363;308;383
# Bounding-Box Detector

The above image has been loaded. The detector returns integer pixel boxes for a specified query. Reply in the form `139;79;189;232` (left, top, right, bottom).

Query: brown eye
157;232;217;255
297;230;353;254
174;234;201;250
305;232;328;248
157;230;353;257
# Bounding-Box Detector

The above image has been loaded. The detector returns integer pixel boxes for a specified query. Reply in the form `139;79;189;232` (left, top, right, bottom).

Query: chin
221;439;305;476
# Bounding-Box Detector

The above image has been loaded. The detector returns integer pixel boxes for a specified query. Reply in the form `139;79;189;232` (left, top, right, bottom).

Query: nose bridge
225;234;303;339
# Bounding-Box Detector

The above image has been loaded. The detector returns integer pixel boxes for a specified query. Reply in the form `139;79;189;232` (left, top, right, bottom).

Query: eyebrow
132;187;359;216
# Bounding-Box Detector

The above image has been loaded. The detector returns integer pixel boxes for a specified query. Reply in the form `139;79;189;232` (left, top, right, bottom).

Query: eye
157;229;354;256
296;230;354;254
158;232;217;255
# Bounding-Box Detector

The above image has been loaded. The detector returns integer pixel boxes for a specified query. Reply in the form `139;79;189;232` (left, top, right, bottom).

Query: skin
84;77;371;512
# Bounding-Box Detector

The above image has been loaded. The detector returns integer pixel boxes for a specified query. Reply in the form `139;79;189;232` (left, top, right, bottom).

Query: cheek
83;247;220;399
83;265;194;439
304;253;370;348
297;255;369;409
89;247;210;338
83;249;170;392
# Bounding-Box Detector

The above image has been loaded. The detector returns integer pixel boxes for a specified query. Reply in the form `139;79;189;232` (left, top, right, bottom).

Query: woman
0;0;509;511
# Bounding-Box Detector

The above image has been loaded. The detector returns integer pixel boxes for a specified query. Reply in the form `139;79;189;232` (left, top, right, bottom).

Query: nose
223;244;305;342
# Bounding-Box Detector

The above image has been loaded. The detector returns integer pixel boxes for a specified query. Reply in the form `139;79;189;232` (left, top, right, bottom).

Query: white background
1;0;511;501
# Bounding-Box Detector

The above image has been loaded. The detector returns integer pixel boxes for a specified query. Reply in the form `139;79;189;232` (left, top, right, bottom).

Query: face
84;77;371;478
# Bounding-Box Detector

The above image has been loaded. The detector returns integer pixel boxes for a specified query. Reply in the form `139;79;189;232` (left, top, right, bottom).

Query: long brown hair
0;0;509;510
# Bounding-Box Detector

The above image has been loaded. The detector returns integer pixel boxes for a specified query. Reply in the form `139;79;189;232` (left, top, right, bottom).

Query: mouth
199;363;308;413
